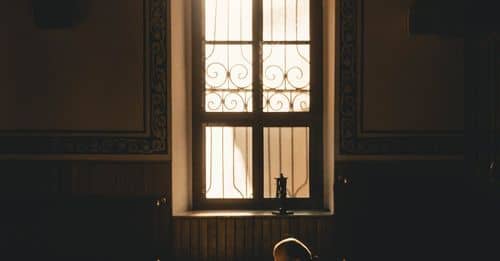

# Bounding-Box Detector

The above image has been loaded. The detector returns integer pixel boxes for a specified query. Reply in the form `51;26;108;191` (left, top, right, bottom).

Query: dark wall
361;0;463;132
0;161;169;197
335;160;468;259
335;0;467;259
0;0;472;260
0;0;171;259
337;0;463;156
0;161;171;260
1;0;145;131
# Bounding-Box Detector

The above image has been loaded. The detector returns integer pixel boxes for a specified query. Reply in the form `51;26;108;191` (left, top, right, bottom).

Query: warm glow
263;0;310;41
203;0;311;199
205;127;253;199
264;127;310;198
205;0;252;41
263;44;310;112
205;45;253;112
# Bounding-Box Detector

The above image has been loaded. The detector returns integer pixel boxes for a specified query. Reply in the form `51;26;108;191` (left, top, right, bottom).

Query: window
193;0;322;209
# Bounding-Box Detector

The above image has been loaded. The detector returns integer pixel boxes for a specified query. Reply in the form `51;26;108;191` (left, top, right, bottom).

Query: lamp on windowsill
272;173;293;216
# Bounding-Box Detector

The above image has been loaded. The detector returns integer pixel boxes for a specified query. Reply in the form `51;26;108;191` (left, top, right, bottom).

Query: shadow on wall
32;0;91;29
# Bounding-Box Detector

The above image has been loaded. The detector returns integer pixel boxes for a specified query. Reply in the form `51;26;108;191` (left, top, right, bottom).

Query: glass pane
205;0;253;41
263;0;310;41
263;127;309;198
263;44;310;112
205;127;253;199
205;44;253;112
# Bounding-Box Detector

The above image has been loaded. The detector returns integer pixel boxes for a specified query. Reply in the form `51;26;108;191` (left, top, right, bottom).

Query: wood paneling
0;160;172;260
0;161;170;197
173;216;335;261
334;160;468;259
0;196;170;260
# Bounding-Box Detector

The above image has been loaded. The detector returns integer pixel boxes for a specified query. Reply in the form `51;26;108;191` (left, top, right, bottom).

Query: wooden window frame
192;0;323;210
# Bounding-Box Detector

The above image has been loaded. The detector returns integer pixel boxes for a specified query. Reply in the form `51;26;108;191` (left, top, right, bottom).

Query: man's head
273;237;312;261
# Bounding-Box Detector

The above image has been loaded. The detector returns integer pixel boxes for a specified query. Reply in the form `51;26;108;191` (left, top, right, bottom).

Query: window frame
192;0;323;210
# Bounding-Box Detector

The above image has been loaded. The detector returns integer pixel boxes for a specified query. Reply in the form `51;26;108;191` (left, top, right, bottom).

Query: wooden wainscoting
0;161;170;197
173;215;334;261
0;196;171;260
0;160;172;260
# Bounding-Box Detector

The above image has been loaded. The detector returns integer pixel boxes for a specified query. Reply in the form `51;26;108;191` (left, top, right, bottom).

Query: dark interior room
0;0;498;260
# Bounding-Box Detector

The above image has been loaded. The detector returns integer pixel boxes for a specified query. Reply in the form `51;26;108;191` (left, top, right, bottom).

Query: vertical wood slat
200;218;209;261
217;218;226;260
253;217;263;259
280;217;290;238
226;218;235;261
271;217;282;247
173;216;335;260
181;219;191;259
190;218;200;260
318;216;334;260
244;217;254;261
303;217;318;253
207;218;217;260
173;219;182;260
234;218;245;260
288;216;300;239
261;218;272;260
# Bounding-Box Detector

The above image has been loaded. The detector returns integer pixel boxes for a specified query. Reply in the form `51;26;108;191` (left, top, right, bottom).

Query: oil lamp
272;173;293;215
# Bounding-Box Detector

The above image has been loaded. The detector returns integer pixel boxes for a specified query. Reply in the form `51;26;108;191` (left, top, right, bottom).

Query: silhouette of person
273;237;314;261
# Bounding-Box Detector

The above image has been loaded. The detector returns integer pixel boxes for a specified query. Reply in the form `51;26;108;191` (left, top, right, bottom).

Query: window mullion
253;0;263;115
252;0;264;202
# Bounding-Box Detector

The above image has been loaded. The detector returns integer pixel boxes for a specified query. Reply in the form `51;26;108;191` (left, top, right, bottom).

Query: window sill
174;210;332;217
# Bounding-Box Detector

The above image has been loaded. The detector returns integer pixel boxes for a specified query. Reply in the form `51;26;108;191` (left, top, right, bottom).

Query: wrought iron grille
205;126;253;199
263;127;310;198
195;0;321;206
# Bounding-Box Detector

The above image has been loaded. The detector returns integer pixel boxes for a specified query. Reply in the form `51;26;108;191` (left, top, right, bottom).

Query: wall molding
337;0;463;156
0;0;169;157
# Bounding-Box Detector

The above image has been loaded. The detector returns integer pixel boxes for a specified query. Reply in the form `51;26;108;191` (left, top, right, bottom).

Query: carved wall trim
338;0;463;155
0;0;169;156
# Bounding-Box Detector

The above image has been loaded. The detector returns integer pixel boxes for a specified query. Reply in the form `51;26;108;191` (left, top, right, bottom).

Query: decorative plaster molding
338;0;462;155
0;0;169;156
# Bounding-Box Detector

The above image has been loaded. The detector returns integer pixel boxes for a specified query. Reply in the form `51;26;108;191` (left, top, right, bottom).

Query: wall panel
337;0;464;156
172;216;335;261
0;161;170;197
0;160;172;259
0;0;170;156
334;160;467;259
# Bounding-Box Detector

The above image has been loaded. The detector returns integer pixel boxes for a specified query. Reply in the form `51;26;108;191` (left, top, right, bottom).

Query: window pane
205;0;253;41
205;44;253;112
205;127;253;199
263;0;310;41
263;127;309;198
263;44;310;112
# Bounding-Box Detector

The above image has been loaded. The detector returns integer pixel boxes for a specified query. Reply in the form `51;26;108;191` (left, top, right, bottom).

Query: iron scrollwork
205;45;253;112
263;45;311;112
